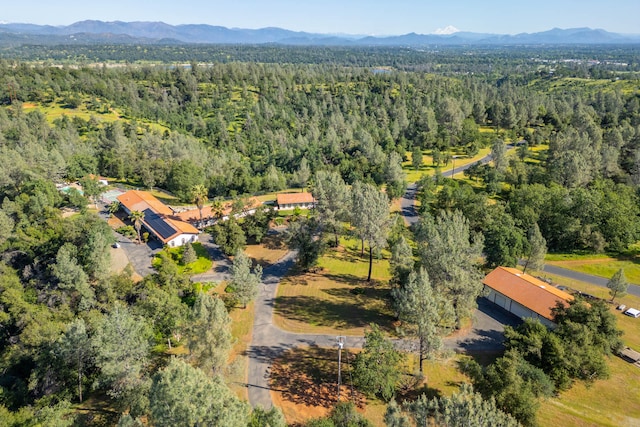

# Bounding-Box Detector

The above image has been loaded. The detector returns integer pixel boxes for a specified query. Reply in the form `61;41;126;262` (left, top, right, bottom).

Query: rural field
274;237;394;336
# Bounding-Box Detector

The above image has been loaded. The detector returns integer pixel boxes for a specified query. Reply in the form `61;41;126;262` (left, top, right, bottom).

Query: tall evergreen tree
311;170;350;247
351;182;391;282
522;223;547;273
393;267;444;371
385;152;407;200
230;250;262;308
56;319;93;402
149;358;248;427
187;293;233;374
411;145;423;171
92;303;151;406
416;210;483;328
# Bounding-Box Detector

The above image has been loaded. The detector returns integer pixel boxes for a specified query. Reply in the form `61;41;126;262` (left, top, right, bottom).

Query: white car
623;308;640;318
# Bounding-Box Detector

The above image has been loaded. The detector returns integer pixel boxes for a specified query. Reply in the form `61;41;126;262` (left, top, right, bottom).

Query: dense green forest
0;44;639;425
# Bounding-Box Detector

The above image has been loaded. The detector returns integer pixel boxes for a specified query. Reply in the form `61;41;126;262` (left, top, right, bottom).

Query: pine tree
351;181;390;282
230;250;262;308
149;358;248;427
393;268;443;371
523;223;547;273
606;268;628;302
181;243;197;265
187;293;233;374
416;210;484;328
411;145;423;171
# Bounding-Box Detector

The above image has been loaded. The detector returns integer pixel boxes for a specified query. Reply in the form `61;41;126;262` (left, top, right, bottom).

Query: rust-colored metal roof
483;267;574;321
276;192;315;206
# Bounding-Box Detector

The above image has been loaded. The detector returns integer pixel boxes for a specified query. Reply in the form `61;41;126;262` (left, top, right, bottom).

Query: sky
2;0;639;35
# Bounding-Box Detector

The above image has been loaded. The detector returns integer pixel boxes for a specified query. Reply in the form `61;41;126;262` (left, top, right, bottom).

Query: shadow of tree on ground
274;295;395;331
270;345;365;409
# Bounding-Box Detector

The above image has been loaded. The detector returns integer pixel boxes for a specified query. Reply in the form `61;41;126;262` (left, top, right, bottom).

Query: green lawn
545;253;640;285
152;242;212;275
538;356;640;427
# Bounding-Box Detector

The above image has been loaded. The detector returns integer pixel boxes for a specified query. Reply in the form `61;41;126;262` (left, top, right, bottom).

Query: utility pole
336;336;345;402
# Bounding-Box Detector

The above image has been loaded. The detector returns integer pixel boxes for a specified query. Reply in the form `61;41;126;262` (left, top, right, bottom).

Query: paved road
247;149;524;409
97;203;162;277
245;248;520;409
400;183;419;226
400;151;500;227
541;264;640;298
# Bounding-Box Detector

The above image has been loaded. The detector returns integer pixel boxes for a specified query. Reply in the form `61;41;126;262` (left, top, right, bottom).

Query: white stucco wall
167;233;199;247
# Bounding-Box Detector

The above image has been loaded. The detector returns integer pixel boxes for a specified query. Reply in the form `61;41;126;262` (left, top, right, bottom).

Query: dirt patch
108;247;142;282
61;208;79;218
107;215;126;229
270;345;366;426
109;247;129;274
244;234;289;267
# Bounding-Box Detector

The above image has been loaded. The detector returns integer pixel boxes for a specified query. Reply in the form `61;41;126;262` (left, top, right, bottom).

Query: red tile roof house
116;190;199;247
482;267;574;328
276;192;315;210
171;197;263;227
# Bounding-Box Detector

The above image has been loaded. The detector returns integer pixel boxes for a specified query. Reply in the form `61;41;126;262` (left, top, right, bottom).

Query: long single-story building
117;190;199;247
276;192;315;210
171;197;263;228
483;267;574;328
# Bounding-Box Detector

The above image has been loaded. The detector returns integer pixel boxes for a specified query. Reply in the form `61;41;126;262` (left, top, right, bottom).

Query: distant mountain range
0;20;639;46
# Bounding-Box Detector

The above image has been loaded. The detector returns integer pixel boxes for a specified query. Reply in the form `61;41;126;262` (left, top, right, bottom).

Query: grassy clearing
545;254;640;285
270;345;368;425
244;233;289;267
390;196;403;213
19;98;170;133
225;302;254;400
534;77;640;96
152;242;212;275
403;148;491;183
72;391;120;427
274;237;394;336
21;99;120;124
538;356;640;427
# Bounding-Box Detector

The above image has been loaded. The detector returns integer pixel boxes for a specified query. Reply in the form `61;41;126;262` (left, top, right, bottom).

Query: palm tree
108;201;121;217
191;184;209;228
211;197;225;223
129;210;145;244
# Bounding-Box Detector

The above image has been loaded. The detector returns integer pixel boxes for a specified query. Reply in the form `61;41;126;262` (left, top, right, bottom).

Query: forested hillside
0;45;639;425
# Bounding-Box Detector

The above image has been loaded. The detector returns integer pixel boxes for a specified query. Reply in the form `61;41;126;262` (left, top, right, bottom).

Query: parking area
445;297;523;355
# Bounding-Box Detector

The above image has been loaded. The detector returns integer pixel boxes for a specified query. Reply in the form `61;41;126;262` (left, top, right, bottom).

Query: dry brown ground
270;345;367;426
244;234;289;267
108;247;142;282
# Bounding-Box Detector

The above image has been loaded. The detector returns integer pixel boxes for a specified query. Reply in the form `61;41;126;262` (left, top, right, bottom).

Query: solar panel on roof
143;208;177;240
